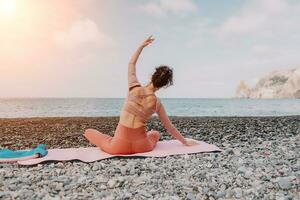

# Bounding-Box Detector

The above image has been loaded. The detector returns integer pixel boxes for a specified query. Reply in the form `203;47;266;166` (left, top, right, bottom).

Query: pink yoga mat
18;140;223;166
0;154;38;163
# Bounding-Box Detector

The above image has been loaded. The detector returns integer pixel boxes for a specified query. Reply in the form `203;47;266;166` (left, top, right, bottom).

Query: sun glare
0;0;16;18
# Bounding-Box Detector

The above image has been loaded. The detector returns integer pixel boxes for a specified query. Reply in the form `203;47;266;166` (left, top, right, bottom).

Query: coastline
0;116;299;149
0;116;299;199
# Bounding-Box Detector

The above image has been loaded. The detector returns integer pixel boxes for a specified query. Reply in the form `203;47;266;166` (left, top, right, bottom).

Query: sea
0;98;299;118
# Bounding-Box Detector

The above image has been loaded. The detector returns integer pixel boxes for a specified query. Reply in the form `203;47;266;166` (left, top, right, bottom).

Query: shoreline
0;116;299;150
1;114;299;121
0;116;299;199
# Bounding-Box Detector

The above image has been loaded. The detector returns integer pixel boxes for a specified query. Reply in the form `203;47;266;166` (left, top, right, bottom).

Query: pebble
107;179;117;188
56;162;64;169
224;148;234;155
120;166;127;175
0;116;299;199
234;187;243;198
277;177;292;190
186;193;196;200
216;191;226;198
244;169;253;179
90;164;97;171
124;192;132;199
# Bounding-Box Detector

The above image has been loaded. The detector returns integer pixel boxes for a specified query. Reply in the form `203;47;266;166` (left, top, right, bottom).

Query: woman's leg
84;128;132;154
147;130;160;147
84;128;112;150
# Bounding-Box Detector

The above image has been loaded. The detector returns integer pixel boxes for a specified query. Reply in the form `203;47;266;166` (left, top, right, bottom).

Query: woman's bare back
119;86;157;128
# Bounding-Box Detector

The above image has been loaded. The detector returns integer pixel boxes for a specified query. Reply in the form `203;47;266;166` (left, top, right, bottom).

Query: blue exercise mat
0;144;48;159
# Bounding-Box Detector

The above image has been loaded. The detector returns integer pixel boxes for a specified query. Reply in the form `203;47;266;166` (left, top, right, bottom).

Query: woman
84;36;199;155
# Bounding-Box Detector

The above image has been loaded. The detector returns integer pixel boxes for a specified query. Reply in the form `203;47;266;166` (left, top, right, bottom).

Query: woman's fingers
146;35;154;42
148;38;155;43
148;40;154;44
185;138;200;146
141;36;155;47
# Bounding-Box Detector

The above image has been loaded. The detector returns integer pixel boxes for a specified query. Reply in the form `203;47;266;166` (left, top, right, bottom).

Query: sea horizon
0;97;298;99
1;98;299;118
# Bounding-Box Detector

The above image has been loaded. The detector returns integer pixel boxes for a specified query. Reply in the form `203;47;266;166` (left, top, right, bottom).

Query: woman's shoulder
129;85;142;94
153;96;161;110
129;86;156;97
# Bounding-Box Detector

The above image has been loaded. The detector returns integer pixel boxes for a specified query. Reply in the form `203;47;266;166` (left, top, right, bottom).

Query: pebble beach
0;116;299;200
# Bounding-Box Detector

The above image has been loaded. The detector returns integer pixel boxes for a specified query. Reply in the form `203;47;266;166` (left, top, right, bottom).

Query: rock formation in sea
235;67;300;98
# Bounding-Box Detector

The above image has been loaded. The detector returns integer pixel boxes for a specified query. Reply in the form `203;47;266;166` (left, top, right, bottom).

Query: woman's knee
83;129;113;149
84;128;96;137
83;129;105;141
148;130;160;142
84;128;96;133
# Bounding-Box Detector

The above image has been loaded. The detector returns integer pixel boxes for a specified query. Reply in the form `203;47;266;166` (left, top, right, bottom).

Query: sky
0;0;299;98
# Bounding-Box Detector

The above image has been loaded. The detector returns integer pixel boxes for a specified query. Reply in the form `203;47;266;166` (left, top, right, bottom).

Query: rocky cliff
235;68;300;98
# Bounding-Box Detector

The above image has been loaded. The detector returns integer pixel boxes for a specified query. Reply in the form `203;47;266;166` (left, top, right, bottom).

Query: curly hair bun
151;65;173;89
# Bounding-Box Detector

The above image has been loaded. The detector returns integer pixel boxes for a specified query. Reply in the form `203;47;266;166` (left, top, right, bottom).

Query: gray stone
277;177;292;189
92;165;99;171
129;167;135;175
196;193;204;199
233;149;241;156
234;187;243;198
120;167;127;175
224;148;234;155
107;179;117;188
238;166;247;174
0;192;9;198
216;191;226;198
56;162;64;169
100;184;107;190
139;190;152;198
244;169;253;179
186;193;196;200
124;192;132;199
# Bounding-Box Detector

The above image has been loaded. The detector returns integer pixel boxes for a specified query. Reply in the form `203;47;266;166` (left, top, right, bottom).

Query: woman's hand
184;138;200;146
140;35;155;48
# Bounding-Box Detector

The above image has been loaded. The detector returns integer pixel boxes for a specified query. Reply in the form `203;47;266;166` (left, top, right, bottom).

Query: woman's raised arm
128;36;155;90
128;46;143;90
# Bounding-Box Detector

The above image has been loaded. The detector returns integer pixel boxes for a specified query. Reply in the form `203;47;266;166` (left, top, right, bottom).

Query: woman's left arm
128;46;143;90
128;36;155;90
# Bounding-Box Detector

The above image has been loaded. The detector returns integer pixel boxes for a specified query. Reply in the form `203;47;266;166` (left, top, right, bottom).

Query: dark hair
151;65;173;89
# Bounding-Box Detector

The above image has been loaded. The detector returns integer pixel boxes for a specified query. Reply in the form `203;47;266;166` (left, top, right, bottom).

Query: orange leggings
84;123;160;155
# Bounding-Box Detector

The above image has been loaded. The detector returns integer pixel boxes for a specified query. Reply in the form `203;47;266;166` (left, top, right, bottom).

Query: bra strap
128;87;155;98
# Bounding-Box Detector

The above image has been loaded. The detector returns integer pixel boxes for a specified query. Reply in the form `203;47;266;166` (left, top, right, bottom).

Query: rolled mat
0;144;48;163
18;140;223;166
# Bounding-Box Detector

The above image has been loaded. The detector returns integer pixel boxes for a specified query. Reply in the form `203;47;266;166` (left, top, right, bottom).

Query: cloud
139;0;197;17
250;44;282;60
217;0;299;39
183;18;213;48
53;18;115;49
243;47;299;69
141;2;165;17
